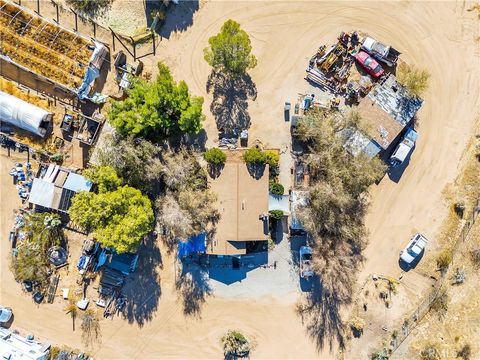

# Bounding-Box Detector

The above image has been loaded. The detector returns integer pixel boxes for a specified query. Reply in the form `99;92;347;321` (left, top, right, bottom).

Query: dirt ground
1;1;480;359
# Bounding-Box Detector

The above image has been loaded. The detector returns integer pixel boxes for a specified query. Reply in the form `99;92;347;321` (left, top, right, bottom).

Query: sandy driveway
1;1;479;359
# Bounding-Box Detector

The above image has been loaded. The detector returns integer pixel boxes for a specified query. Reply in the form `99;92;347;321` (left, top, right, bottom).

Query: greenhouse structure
0;90;53;137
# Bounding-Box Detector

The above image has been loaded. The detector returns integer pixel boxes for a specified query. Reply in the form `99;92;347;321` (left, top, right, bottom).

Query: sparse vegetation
470;247;480;267
80;309;101;348
349;316;365;337
66;0;112;17
371;350;389;360
109;63;205;141
204;20;257;78
204;148;227;166
11;212;63;286
436;249;453;272
420;344;441;360
396;62;430;98
457;344;472;360
296;109;386;301
221;330;252;358
430;288;449;317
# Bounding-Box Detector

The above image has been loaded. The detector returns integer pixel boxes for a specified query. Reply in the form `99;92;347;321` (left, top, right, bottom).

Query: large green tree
108;63;205;141
69;166;154;253
204;19;257;77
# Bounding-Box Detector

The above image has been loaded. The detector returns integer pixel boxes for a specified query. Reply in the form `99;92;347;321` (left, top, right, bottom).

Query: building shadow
206;71;257;134
121;234;162;326
207;252;268;285
176;260;212;317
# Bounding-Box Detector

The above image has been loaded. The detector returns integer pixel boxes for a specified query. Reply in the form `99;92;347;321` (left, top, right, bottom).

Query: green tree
84;165;121;193
109;63;205;141
70;186;154;253
204;20;257;78
221;330;252;357
243;148;266;164
269;182;284;195
203;148;227;166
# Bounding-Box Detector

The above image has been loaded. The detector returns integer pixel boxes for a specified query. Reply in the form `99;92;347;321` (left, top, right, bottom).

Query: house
28;164;92;213
356;74;423;153
0;91;52;137
0;328;50;360
207;162;270;255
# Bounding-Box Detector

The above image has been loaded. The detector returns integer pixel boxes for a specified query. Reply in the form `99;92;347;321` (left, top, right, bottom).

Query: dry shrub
430;288;448;317
457;344;472;360
436;249;453;272
420;344;441;360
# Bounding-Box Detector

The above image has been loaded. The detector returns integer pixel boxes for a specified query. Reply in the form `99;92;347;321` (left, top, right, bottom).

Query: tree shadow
207;163;225;179
152;0;200;39
246;163;265;180
121;234;162;326
175;259;212;317
206;71;257;134
296;277;346;353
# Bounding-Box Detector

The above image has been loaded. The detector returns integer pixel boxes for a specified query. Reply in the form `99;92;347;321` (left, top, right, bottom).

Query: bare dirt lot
1;1;479;359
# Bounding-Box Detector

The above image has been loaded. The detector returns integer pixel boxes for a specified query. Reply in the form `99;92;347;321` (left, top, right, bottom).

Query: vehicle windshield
373;65;382;73
364;57;372;66
302;253;312;260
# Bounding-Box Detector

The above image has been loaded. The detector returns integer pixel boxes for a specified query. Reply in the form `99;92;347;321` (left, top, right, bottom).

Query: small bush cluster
243;148;279;169
204;148;226;166
269;182;284;195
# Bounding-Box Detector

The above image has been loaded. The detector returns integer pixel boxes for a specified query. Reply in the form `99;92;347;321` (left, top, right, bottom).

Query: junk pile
9;162;34;201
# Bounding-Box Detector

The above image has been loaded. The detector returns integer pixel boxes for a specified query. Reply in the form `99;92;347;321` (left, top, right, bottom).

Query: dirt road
1;1;479;359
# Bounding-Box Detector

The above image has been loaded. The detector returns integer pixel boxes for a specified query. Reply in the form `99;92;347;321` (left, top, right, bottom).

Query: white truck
299;246;314;279
390;128;418;167
361;37;400;67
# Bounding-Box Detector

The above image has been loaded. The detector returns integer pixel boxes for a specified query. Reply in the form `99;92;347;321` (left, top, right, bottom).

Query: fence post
130;36;136;61
152;31;156;56
73;11;78;32
35;0;40;15
54;3;59;24
92;20;96;38
110;29;116;52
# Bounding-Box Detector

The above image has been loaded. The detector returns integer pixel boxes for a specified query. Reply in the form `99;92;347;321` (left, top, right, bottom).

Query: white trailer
390;128;418;167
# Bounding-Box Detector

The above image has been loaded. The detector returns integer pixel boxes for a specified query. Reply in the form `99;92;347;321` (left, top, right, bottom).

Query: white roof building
0;328;49;360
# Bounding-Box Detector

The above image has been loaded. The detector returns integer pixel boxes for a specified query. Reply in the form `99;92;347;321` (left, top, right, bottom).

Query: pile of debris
9;162;34;201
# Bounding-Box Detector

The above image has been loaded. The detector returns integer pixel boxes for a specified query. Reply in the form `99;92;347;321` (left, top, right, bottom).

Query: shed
0;91;52;137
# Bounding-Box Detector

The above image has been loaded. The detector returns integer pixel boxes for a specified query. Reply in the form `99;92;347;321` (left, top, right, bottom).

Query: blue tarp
77;66;100;100
108;253;139;275
178;233;206;258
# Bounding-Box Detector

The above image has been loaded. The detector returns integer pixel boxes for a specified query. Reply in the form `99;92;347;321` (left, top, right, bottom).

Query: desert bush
243;147;266;164
269;182;284;195
65;0;112;17
420;345;441;360
431;288;449;317
349;316;365;337
436;249;453;272
80;309;101;348
221;330;251;357
264;150;279;169
204;148;226;166
371;350;388;360
470;248;480;267
269;210;284;220
457;344;472;360
397;62;430;98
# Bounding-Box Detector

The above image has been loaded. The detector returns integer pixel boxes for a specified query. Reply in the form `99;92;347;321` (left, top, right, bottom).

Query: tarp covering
178;233;206;258
0;91;51;137
63;173;93;192
29;178;55;208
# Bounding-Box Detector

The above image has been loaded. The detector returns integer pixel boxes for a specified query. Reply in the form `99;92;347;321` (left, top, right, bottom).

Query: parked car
299;246;314;279
390;128;418;167
354;51;384;78
361;37;400;67
400;233;428;265
0;306;13;325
